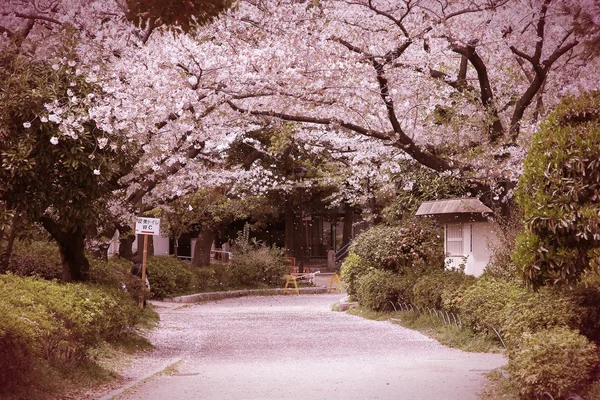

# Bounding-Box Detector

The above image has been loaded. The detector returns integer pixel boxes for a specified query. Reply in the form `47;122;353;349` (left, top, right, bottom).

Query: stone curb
335;295;359;312
164;286;333;303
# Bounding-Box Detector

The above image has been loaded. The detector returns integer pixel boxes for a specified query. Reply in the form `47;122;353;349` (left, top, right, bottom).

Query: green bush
502;288;583;347
88;256;132;289
508;327;599;399
0;274;141;392
340;253;370;299
458;277;525;336
356;269;411;311
412;269;470;310
440;275;477;314
228;245;287;288
8;240;62;279
350;217;443;274
350;225;401;271
147;256;199;299
514;91;600;288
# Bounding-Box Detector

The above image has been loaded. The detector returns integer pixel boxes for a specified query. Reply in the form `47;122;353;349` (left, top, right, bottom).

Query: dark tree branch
451;43;504;142
226;101;455;172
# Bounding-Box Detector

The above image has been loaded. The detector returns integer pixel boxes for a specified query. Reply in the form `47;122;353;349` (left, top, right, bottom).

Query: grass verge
347;307;503;353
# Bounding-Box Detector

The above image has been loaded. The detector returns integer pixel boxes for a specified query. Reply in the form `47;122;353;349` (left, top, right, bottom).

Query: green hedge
0;274;140;392
412;269;471;310
508;327;599;399
147;256;199;299
356;269;412;312
340;253;370;299
458;277;525;337
8;240;63;280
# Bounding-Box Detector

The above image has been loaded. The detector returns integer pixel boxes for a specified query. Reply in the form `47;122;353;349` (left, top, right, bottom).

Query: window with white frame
446;224;463;256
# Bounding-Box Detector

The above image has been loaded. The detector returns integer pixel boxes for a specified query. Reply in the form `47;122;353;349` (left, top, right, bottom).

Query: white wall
132;234;170;256
444;222;499;277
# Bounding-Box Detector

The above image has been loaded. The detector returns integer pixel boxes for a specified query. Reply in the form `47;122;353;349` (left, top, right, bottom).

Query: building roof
415;198;493;216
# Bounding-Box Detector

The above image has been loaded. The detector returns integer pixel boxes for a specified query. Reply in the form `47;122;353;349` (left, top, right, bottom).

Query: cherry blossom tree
212;0;599;205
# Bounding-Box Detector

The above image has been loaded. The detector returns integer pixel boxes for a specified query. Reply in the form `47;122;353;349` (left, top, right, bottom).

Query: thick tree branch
451;43;504;142
226;101;455;172
2;11;63;26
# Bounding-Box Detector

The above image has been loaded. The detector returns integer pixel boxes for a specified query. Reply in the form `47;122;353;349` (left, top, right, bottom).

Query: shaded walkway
110;294;505;400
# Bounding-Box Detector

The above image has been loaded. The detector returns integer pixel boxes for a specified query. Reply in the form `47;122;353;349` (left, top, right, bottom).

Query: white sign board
135;217;161;235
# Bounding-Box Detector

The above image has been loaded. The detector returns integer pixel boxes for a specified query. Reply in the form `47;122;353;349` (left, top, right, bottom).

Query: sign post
135;217;160;308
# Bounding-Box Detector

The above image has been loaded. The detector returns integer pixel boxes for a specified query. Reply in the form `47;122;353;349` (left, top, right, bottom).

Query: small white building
415;198;500;277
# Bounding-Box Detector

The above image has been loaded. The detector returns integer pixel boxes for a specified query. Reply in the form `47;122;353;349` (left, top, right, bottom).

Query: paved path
111;294;505;400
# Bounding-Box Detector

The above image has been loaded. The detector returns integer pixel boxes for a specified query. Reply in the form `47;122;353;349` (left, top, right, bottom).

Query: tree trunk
58;230;90;282
284;204;296;257
342;202;354;247
191;229;215;268
0;214;18;273
40;216;89;282
118;224;135;260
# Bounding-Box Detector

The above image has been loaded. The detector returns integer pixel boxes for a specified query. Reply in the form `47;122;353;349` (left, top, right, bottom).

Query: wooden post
140;234;149;308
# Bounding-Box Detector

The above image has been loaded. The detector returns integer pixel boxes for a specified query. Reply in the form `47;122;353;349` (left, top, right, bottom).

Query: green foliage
514;91;600;288
356;269;411;312
340;253;370;298
228;245;287;288
459;277;525;336
412;269;471;310
147;256;199;299
350;218;443;274
440;275;477;314
501;288;583;347
350;225;401;270
385;166;466;219
0;274;142;394
8;240;63;280
0;50;137;230
507;327;599;399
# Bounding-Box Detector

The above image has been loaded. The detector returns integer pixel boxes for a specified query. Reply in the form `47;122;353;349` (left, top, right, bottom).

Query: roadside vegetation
341;93;600;400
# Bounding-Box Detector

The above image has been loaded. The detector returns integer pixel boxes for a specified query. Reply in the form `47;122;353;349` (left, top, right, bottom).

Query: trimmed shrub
350;225;401;271
8;240;62;279
514;91;600;288
459;277;525;336
228;245;287;288
147;256;199;299
412;269;470;310
0;274;141;392
356;269;411;311
502;288;583;347
350;217;443;274
440;275;477;314
508;327;599;399
88;256;132;288
340;253;370;298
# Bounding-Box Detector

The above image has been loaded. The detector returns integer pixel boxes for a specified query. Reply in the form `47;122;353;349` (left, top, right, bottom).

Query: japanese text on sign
135;217;161;235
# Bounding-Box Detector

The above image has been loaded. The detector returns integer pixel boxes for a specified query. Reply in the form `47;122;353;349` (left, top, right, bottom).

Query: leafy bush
459;277;525;336
228;245;287;288
514;91;600;288
440;275;477;314
412;269;470;310
147;256;199;299
508;327;599;399
8;240;62;279
88;256;132;288
350;225;401;271
356;269;412;311
502;288;583;347
340;253;370;298
350;217;443;274
394;216;444;273
0;274;141;393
